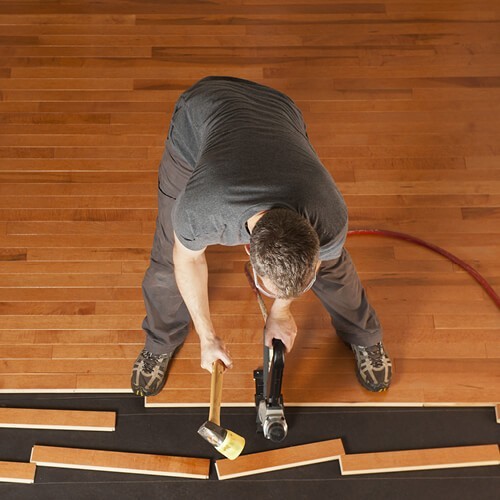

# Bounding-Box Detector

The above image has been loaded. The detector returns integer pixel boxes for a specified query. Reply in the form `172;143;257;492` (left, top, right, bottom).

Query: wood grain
0;408;116;431
0;461;36;484
340;444;500;475
0;0;498;412
30;445;210;479
216;438;345;480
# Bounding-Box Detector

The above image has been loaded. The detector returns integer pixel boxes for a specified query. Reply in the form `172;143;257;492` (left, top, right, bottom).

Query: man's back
165;76;308;172
167;76;348;260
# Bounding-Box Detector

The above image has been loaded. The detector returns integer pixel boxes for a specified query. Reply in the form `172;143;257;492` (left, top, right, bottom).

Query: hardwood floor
0;1;498;410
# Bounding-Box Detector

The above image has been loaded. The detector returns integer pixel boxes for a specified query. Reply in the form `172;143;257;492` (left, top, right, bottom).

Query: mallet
197;359;245;460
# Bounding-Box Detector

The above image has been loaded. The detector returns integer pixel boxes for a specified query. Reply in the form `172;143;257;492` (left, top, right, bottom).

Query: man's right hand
200;336;233;372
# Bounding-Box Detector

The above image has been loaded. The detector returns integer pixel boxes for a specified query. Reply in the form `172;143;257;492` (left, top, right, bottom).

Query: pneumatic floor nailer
254;337;288;442
244;260;288;442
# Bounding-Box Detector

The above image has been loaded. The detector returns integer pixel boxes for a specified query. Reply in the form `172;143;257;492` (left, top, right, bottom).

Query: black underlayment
0;394;498;500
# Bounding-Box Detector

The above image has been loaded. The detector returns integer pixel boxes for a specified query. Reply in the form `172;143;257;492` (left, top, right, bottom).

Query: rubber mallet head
198;421;245;460
197;360;245;460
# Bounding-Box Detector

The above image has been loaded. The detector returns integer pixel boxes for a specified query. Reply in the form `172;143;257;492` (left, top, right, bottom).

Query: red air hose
347;229;500;310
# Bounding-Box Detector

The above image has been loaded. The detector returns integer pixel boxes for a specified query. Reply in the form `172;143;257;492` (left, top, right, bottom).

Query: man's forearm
172;238;233;370
271;298;294;314
266;298;297;352
172;247;214;342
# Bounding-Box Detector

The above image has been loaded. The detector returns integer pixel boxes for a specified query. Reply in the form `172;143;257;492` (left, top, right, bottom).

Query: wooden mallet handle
208;359;225;426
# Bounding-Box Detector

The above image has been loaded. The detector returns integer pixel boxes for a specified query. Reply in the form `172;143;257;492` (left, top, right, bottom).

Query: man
131;76;392;397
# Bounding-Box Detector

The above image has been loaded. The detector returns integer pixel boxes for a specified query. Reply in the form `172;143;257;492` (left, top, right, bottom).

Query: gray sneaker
350;342;392;392
131;348;174;397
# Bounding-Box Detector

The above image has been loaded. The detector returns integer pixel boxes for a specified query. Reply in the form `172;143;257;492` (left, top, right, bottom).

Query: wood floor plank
0;359;135;375
78;372;255;391
420;374;500;405
0;316;146;330
146;388;255;407
30;445;210;479
0;408;116;431
0;374;77;392
288;339;488;360
434;315;500;329
147;377;427;407
286;299;493;317
0;346;53;359
340;445;500;475
0;260;124;273
51;344;262;360
0;193;155;207
0;273;142;287
0;24;244;37
0;461;36;484
216;438;345;480
11;66;263;80
0;14;136;25
0;78;134;91
487;343;500;358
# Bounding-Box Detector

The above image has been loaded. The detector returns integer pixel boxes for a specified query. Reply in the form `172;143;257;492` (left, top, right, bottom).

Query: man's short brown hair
249;208;320;299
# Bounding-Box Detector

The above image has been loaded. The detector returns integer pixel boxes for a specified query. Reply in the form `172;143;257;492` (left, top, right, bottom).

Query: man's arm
265;299;297;353
173;232;233;372
264;259;322;353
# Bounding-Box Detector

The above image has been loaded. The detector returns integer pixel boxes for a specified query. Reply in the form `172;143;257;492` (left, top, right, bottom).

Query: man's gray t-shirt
168;76;348;261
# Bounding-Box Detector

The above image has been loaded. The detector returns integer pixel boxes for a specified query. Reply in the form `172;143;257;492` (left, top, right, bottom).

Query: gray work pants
141;142;383;354
141;137;192;355
312;250;383;346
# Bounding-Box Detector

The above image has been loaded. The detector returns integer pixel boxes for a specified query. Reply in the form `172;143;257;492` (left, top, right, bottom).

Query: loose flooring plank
0;408;116;431
30;445;210;479
0;461;36;484
340;444;500;475
216;438;345;480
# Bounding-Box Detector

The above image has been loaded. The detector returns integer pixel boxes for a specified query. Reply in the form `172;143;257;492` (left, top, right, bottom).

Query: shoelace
141;351;162;374
363;343;385;369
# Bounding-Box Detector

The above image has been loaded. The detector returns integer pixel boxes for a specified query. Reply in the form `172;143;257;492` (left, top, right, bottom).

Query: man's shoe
131;348;174;397
350;342;392;392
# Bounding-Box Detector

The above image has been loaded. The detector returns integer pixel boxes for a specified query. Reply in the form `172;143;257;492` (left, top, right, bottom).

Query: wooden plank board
145;388;255;407
216;438;345;480
0;461;36;484
30;445;210;479
0;408;116;431
340;445;500;475
496;404;500;423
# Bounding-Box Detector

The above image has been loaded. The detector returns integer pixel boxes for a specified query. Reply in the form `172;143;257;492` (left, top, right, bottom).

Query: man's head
249;208;320;299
